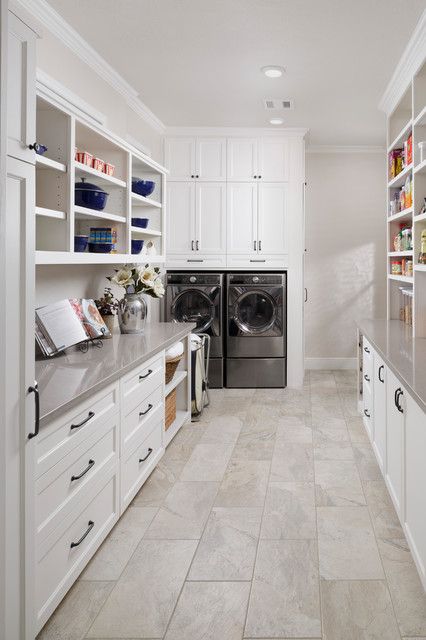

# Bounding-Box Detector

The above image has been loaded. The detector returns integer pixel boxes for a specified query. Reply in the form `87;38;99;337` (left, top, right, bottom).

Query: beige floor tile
199;414;243;444
271;441;314;482
315;459;366;506
80;506;158;581
215;459;270;507
321;580;400;640
164;581;250;640
86;539;197;638
260;482;316;540
37;581;114;640
232;428;276;461
131;459;182;507
179;442;234;481
347;416;370;443
340;391;360;417
311;416;347;430
317;506;384;580
275;417;313;443
144;481;218;539
314;442;355;461
188;507;262;581
245;539;321;638
312;423;350;446
378;538;426;636
353;443;383;481
363;479;404;539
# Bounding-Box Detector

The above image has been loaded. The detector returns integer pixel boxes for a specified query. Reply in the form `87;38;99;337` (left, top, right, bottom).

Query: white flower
153;277;165;298
111;268;133;288
138;266;156;284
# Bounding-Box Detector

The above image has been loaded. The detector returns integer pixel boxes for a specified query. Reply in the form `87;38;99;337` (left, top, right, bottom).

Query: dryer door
171;288;218;334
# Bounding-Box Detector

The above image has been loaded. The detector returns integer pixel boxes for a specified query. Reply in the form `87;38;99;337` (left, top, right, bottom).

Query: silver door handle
187;259;204;262
253;240;257;251
259;240;262;252
196;240;199;251
191;240;195;251
250;259;266;262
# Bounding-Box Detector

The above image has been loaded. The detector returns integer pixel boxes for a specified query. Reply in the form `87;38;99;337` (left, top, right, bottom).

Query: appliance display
226;272;286;388
165;272;224;388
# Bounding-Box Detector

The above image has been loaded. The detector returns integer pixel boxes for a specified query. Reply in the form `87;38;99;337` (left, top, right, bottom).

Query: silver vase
117;293;147;334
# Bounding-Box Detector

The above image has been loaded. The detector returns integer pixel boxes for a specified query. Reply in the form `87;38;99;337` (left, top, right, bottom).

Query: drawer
122;384;163;453
121;421;164;509
36;414;118;541
36;468;118;632
363;383;373;441
362;337;373;382
166;255;227;269
36;382;119;478
121;353;164;413
226;254;289;269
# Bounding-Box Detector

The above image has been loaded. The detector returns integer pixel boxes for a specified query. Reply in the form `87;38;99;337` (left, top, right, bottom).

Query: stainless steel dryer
226;272;287;388
165;272;224;387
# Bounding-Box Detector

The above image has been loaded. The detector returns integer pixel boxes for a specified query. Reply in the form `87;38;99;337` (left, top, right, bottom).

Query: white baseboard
305;357;357;370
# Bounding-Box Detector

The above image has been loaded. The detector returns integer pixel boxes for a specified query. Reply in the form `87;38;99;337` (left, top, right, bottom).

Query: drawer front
121;422;164;509
227;254;289;270
122;384;163;453
362;383;373;441
167;255;227;269
36;414;118;541
121;353;164;413
36;468;118;632
36;382;119;478
362;337;373;383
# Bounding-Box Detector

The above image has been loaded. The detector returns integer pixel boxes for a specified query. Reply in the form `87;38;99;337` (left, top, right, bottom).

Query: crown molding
379;9;426;115
165;126;308;138
16;0;165;134
307;145;384;154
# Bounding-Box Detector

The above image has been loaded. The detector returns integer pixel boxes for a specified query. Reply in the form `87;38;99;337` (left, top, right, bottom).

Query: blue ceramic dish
131;239;144;254
35;144;48;156
74;235;88;252
131;217;149;228
75;180;109;211
131;178;155;197
88;242;113;254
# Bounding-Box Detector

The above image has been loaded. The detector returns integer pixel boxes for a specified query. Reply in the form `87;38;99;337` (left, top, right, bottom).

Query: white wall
305;151;386;368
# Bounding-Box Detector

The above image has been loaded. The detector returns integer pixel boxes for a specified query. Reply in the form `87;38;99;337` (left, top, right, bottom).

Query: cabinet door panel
372;355;386;472
385;368;404;517
164;138;195;181
257;183;287;255
166;182;195;255
227;138;258;181
259;138;289;181
196;138;226;181
195;182;226;256
227;183;257;255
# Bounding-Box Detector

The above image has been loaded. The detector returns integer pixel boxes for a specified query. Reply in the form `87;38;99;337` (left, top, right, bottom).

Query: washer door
233;289;277;335
171;289;215;333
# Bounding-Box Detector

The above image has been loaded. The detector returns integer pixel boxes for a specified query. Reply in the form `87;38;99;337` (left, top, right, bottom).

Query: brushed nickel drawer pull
71;411;95;430
70;520;94;548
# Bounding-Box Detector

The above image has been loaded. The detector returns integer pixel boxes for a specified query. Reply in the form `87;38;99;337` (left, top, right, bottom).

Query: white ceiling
48;0;425;145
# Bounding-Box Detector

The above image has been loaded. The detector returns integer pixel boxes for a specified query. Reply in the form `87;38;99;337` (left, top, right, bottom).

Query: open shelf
388;251;413;257
130;226;162;237
388;207;413;222
35;250;166;265
165;370;188;397
414;105;426;126
35;206;66;220
164;410;190;447
36;155;67;173
414;158;426;175
387;120;412;152
388;274;414;283
74;205;126;224
388;163;413;188
131;193;162;208
75;161;126;188
414;211;426;222
414;264;426;272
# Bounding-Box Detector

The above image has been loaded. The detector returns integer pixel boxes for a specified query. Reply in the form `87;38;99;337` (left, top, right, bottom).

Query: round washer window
233;290;277;334
172;289;214;333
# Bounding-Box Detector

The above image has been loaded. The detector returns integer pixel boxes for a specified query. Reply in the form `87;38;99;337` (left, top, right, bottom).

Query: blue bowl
132;178;155;197
75;180;109;211
74;235;88;252
35;144;48;156
131;217;149;228
131;239;144;254
88;242;113;254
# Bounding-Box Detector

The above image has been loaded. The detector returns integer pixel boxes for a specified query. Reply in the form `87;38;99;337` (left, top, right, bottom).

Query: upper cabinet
227;138;258;181
227;137;289;182
164;138;196;181
258;138;289;182
7;12;37;164
165;137;226;181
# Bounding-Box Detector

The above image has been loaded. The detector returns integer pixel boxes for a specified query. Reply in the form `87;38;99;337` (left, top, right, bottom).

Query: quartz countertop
36;322;195;426
358;318;426;413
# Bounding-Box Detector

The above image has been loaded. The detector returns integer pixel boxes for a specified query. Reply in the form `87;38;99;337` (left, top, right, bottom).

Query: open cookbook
35;298;110;357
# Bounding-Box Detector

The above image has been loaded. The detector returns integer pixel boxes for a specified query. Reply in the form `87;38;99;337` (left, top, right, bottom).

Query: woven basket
165;389;177;430
165;355;182;385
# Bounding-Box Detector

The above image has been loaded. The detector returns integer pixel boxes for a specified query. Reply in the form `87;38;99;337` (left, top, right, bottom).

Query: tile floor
38;370;426;640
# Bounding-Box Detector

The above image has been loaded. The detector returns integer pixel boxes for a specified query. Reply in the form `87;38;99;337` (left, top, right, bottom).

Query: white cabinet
372;354;386;472
385;368;405;517
259;138;289;181
166;182;196;256
227;138;258;181
165;137;226;181
196;182;226;256
258;183;288;255
227;137;289;182
7;12;37;164
164;137;195;181
226;183;257;255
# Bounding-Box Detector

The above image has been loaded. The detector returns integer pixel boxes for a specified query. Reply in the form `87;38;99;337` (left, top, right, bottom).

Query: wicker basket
165;389;177;430
165;355;182;385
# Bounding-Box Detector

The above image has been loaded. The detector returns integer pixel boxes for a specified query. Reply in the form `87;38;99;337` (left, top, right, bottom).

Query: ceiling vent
264;98;294;110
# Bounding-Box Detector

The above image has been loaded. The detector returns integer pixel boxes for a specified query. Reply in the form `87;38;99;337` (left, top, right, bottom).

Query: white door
258;138;289;181
227;183;257;255
257;183;287;255
7;13;36;164
164;138;196;181
385;368;405;517
404;392;426;588
196;138;226;181
372;355;386;472
195;182;226;256
166;182;196;255
227;138;258;181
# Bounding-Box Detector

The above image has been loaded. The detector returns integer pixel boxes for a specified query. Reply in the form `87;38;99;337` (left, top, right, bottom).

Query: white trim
379;9;426;115
305;357;357;370
307;145;384;154
16;0;166;133
165;126;308;138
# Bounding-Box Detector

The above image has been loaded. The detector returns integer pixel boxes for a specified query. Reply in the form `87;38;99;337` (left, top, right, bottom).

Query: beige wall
305;151;386;365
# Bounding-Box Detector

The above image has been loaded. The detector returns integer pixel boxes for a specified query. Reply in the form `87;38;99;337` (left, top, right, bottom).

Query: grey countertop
358;318;426;413
36;322;195;426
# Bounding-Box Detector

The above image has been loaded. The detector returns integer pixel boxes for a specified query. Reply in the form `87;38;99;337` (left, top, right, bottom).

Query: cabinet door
226;183;257;255
257;183;287;255
166;182;196;255
362;379;373;442
372;355;386;472
385;368;405;517
258;138;289;181
196;138;226;181
405;392;426;589
164;138;196;181
7;12;36;163
227;138;258;181
195;182;226;257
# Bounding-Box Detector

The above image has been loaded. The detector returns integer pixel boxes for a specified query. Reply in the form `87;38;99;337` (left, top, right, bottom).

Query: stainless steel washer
165;272;224;387
226;272;286;388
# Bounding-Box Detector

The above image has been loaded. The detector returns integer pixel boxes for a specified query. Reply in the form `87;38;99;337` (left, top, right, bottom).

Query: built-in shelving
414;211;426;223
35;206;66;220
131;193;162;208
75;161;127;188
414;264;426;272
130;226;162;237
388;163;413;188
35;250;166;265
74;205;126;224
165;370;188;397
164;410;190;447
414;104;426;126
388;207;413;222
387;120;412;152
414;158;426;175
388;274;414;283
36;155;67;173
388;250;413;257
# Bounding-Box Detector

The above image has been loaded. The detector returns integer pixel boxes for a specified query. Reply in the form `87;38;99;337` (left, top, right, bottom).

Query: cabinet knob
29;142;40;152
191;174;195;178
253;175;257;179
195;174;199;178
258;175;262;179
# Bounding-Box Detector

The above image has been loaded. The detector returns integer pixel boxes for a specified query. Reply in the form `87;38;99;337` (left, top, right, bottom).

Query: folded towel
165;341;184;361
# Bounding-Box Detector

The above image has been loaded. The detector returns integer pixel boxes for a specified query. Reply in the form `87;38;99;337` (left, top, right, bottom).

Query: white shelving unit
164;335;191;447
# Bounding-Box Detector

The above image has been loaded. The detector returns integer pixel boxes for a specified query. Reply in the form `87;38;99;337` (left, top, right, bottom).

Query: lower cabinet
372;353;386;472
385;368;405;517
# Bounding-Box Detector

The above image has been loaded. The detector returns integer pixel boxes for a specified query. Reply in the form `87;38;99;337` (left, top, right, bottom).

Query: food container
418;141;426;163
406;260;413;277
131;239;144;254
132;178;155;197
391;260;402;275
92;157;105;172
88;242;113;253
75;149;93;166
404;133;413;166
131;217;149;228
389;149;403;179
75;179;109;211
74;235;88;252
104;162;115;176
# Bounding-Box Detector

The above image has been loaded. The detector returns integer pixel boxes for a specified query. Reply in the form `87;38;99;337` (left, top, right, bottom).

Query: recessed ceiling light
261;65;285;78
269;118;283;125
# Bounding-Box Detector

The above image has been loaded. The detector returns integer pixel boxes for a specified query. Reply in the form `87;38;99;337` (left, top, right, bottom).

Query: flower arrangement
107;264;165;299
95;287;118;316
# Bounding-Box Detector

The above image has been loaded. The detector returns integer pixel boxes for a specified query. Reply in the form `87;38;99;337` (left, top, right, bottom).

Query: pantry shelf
388;163;413;189
74;205;126;224
35;206;66;220
35;251;166;265
130;226;162;237
131;193;162;208
388;251;413;257
414;211;426;223
387;207;413;223
36;155;67;173
414;158;426;175
414;264;426;272
414;105;426;126
75;161;127;188
387;120;412;153
388;274;414;283
165;370;187;396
